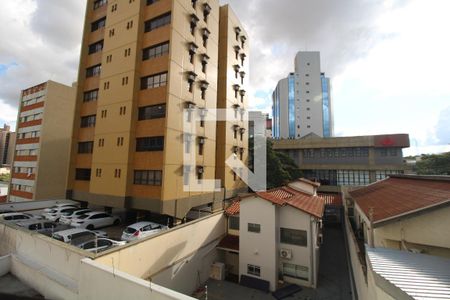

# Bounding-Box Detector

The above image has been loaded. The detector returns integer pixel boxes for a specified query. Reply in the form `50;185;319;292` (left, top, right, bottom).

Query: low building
219;179;325;291
9;81;76;202
273;133;410;192
349;174;450;258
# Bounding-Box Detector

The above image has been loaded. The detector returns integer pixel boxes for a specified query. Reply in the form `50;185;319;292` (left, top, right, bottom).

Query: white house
219;179;325;291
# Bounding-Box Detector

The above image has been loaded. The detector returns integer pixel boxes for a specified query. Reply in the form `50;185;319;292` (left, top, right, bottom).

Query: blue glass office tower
288;74;296;138
321;74;332;137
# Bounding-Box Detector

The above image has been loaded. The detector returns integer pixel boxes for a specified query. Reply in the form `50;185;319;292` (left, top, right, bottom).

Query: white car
43;207;81;222
76;238;126;253
43;203;79;213
0;212;43;222
52;228;107;245
59;209;92;225
121;221;168;241
70;212;121;230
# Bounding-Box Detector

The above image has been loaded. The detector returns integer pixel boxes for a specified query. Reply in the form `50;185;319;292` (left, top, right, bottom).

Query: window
380;149;388;156
122;76;129;85
117;137;124;146
78;141;94;154
144;12;171;32
124;48;131;57
280;228;307;246
189;14;199;35
134;170;162;185
114;169;121;178
86;64;101;77
91;17;106;32
136;136;164;151
126;20;133;29
389;148;397;156
229;216;239;230
109;28;115;37
106;55;112;63
83;89;99;102
75;168;91;181
282;263;308;281
95;168;102;177
138;104;166;120
88;40;104;54
202;28;210;47
248;223;260;233
203;3;211;22
101;110;107;118
147;0;159;5
80;115;96;128
98;138;105;147
191;0;197;8
247;265;260;277
141;72;168;89
94;0;107;10
143;41;169;60
111;3;117;12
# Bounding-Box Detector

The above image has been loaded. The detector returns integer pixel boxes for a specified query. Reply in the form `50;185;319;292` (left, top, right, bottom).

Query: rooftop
367;247;450;300
217;235;239;252
350;175;450;225
226;179;325;218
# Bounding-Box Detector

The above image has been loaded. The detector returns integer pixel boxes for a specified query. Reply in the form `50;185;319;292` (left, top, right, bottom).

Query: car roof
127;221;159;229
82;211;108;216
52;228;91;236
0;212;28;217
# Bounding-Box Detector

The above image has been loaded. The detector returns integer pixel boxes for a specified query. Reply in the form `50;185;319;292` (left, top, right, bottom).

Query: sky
0;0;449;156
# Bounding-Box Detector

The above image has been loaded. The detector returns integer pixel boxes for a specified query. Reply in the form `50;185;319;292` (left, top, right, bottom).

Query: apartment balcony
10;190;33;200
14;156;38;162
16;137;40;145
18;119;42;128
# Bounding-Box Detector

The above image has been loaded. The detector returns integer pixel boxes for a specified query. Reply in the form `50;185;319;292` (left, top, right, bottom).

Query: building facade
67;0;248;219
220;179;325;291
215;5;249;199
273;133;410;192
272;52;333;139
0;124;16;167
9;81;76;202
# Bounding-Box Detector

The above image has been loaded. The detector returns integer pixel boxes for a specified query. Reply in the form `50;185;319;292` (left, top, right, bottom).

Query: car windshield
124;227;137;234
77;215;90;219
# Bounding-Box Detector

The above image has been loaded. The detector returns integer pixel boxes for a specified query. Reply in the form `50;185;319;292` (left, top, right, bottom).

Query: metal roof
367;247;450;300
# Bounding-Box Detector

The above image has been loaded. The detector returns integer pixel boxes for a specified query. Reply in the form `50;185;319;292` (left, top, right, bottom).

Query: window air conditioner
279;248;292;260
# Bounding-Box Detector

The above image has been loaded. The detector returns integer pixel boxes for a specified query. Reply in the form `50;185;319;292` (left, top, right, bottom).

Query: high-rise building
0;124;16;167
272;51;333;139
215;5;249;199
9;81;76;202
67;0;248;219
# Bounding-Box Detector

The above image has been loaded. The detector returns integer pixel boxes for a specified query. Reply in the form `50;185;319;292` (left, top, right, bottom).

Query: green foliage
0;173;10;182
266;140;302;189
416;152;450;175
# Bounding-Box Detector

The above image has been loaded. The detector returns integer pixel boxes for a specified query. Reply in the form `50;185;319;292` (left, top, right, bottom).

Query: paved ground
201;225;352;300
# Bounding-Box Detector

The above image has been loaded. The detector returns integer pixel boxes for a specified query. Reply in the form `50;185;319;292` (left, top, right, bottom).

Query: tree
416;152;450;175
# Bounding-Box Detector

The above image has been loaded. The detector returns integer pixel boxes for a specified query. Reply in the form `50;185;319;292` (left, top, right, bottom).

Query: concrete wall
0;255;10;277
0;199;78;213
373;206;450;258
94;212;226;295
79;258;195;300
239;196;277;291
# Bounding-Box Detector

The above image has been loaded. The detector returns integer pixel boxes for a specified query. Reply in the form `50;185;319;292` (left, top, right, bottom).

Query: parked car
121;221;168;241
43;206;81;222
0;212;43;222
15;219;71;235
70;212;121;230
52;228;107;245
76;238;126;253
43;203;79;213
59;209;92;225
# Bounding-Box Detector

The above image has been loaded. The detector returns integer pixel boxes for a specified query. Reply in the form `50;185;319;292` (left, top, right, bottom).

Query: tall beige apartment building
0;124;16;167
9;81;76;202
67;0;248;219
216;5;249;198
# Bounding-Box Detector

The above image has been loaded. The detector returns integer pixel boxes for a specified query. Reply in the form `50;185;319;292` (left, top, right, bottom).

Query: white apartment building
220;179;325;291
273;51;332;139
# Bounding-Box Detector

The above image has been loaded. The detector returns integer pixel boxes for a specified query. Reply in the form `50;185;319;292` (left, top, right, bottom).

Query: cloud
0;0;85;112
435;107;450;145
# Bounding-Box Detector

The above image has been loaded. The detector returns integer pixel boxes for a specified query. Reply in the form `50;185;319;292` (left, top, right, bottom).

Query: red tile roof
217;235;239;251
226;181;325;218
350;176;450;224
318;193;343;206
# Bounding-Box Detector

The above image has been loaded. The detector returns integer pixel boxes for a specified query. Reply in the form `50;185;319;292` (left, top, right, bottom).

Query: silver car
121;221;168;241
59;209;92;225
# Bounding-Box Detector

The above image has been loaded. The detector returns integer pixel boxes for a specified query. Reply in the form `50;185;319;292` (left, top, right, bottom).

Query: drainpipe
368;207;374;248
310;217;315;287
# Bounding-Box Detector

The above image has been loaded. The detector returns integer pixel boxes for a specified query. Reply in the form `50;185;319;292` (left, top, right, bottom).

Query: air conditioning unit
279;248;292;260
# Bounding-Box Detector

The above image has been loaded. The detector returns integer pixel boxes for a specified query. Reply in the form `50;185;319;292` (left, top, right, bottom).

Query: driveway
203;225;352;300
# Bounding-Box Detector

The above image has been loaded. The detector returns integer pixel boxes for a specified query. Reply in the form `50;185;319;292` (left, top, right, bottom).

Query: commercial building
219;179;325;291
9;81;76;202
0;124;16;167
67;0;249;219
248;111;272;139
272;51;333;139
215;5;249;199
273;133;410;192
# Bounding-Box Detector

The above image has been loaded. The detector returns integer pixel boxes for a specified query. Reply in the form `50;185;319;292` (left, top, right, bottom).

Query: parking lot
0;201;176;254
